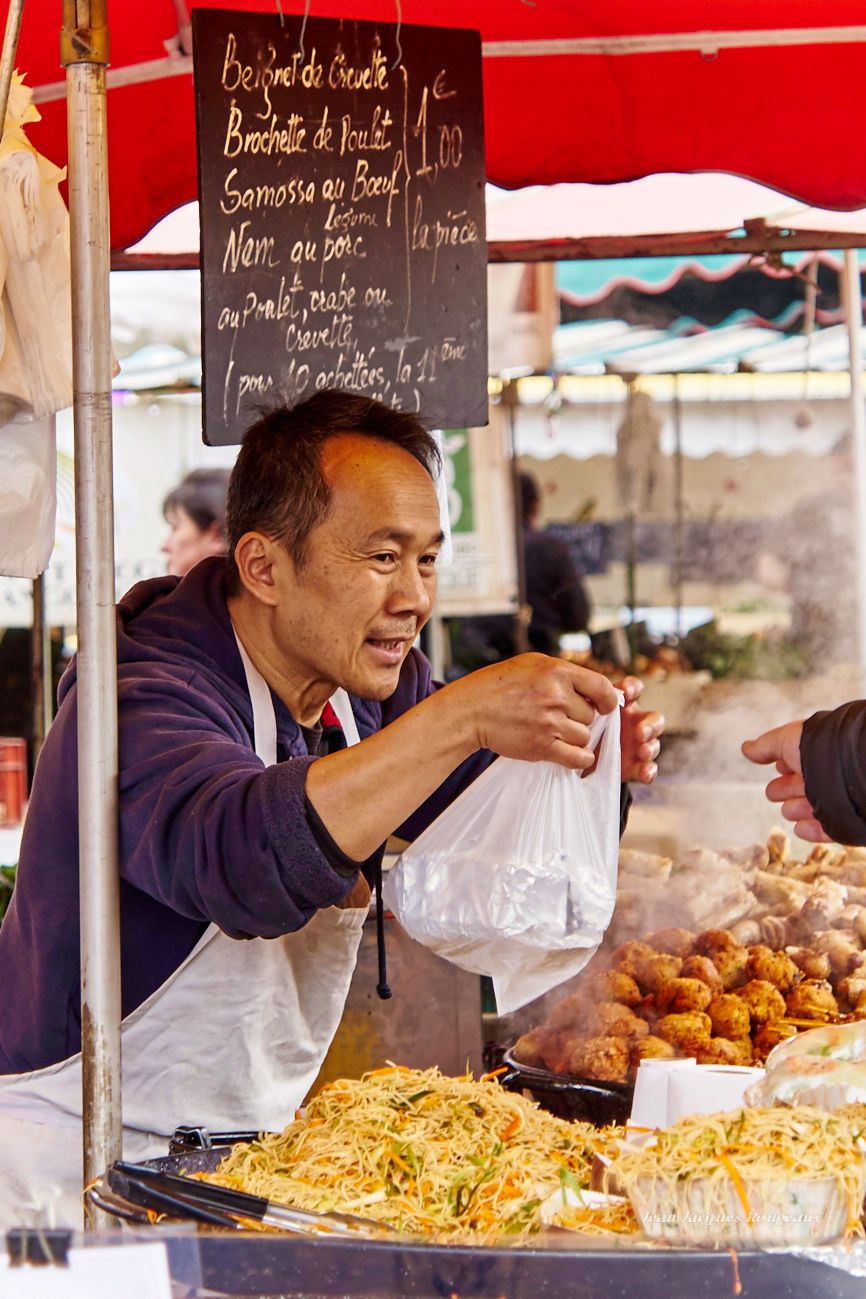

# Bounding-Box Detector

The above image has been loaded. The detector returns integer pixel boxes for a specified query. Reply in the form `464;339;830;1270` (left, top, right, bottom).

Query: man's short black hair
225;390;439;587
163;468;231;536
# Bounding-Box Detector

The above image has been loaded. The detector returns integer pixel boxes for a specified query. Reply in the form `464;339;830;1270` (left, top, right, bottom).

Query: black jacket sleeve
801;701;866;844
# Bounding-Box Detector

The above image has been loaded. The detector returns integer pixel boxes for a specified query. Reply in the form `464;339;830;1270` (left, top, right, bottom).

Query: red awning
9;0;866;250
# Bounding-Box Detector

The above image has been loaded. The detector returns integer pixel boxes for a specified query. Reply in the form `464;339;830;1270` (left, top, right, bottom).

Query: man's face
272;435;443;700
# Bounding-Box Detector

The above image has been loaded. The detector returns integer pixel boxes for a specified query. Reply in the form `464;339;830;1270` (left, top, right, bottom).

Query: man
454;470;591;667
0;391;662;1224
744;705;866;845
519;469;591;653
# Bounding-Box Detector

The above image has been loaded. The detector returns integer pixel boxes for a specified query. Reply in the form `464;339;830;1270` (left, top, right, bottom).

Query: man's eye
420;554;438;568
373;552;397;564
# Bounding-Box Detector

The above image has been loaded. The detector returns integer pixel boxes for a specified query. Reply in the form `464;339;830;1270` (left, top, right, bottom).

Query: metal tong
109;1161;394;1237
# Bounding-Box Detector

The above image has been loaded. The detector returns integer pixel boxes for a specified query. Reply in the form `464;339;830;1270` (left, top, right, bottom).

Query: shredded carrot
501;1114;521;1140
480;1066;508;1081
719;1154;753;1225
390;1149;413;1176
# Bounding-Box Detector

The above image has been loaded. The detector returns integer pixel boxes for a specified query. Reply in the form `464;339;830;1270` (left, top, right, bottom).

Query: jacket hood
58;558;251;715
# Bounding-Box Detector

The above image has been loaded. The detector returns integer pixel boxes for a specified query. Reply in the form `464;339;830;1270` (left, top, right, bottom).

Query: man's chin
344;663;404;702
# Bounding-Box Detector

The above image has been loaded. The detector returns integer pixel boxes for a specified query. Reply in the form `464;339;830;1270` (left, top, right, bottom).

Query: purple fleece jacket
0;558;492;1073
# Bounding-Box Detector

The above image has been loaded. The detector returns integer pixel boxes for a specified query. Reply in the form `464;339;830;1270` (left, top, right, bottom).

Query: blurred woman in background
162;467;231;577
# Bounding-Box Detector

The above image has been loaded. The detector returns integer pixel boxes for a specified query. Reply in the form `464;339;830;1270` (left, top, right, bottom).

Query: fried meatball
728;1037;756;1066
630;1035;677;1066
586;968;643;1007
569;1034;630;1084
549;1033;582;1074
696;1038;747;1066
512;1027;557;1069
655;1011;712;1054
636;952;684;994
655;977;713;1015
707;993;751;1041
810;930;861;977
787;947;832;982
680;955;724;994
548;992;590;1032
645;928;695;958
745;946;800;993
585;1001;649;1042
837;975;866;1012
612;941;656;982
694;929;739;958
711;945;750;991
785;980;839;1021
753;1023;795;1062
738;979;787;1026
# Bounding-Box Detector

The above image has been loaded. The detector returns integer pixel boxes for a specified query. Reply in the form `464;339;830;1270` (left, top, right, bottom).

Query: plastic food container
627;1173;849;1248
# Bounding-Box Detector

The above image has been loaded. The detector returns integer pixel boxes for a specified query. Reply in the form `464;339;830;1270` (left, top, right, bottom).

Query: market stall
4;4;866;1296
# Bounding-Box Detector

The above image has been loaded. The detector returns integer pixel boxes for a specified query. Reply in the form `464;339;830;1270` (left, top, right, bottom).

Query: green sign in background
441;430;475;534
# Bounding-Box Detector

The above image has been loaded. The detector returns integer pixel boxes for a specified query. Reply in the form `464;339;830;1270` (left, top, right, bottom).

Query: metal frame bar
62;0;121;1230
29;20;866;105
110;230;866;272
843;248;866;692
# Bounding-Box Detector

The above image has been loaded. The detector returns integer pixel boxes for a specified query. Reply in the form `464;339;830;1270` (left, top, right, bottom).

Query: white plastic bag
383;702;622;1014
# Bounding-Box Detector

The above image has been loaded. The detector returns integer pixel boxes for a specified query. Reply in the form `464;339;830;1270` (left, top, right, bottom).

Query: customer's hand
742;721;830;842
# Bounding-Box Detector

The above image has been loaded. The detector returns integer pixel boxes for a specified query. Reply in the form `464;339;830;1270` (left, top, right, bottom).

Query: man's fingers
547;738;596;771
620;675;644;704
554;718;593;752
564;663;619;714
775;759;794;776
634;761;658;785
793;818;833;844
639;710;665;742
781;796;817;823
765;772;807;803
638;739;662;763
742;727;789;765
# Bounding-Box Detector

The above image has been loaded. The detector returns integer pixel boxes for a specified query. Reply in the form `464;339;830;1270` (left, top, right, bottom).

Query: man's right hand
449;653;620;770
307;654;619;862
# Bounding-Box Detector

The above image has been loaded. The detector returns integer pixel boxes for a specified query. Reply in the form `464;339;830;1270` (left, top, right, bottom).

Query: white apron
0;639;366;1228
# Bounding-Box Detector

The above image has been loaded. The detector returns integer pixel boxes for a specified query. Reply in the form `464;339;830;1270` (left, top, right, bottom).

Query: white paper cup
628;1058;696;1131
666;1065;765;1126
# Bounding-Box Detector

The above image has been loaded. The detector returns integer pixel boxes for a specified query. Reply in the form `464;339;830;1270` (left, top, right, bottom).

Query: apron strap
232;628;277;765
327;687;361;747
231;628;362;758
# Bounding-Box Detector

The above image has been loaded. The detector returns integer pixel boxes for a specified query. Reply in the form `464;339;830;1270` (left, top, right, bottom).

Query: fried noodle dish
206;1065;613;1243
608;1105;866;1238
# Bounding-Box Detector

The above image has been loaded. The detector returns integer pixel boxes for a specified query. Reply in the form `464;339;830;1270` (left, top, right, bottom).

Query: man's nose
389;562;433;616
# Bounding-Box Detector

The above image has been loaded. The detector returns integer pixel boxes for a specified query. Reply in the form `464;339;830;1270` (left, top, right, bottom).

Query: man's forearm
305;686;477;860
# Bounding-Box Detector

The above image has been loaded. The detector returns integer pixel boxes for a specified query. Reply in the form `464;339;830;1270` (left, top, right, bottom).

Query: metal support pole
842;249;866;692
62;0;121;1229
0;0;24;134
672;378;684;640
31;572;52;759
501;380;530;655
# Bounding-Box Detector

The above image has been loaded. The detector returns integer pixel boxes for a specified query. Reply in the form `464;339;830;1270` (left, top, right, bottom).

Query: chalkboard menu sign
192;8;488;445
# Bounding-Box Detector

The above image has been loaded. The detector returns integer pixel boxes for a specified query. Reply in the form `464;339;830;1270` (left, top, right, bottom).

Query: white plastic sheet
0;415;55;577
0;75;73;579
384;703;622;1013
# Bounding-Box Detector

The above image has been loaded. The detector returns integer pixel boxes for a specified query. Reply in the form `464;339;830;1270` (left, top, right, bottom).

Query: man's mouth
365;635;411;666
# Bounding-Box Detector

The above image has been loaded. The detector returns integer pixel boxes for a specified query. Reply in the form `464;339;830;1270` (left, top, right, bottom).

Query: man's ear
233;532;282;606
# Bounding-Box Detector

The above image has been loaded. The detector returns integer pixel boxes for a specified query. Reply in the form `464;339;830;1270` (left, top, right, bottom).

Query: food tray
628;1173;849;1248
500;1049;633;1126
